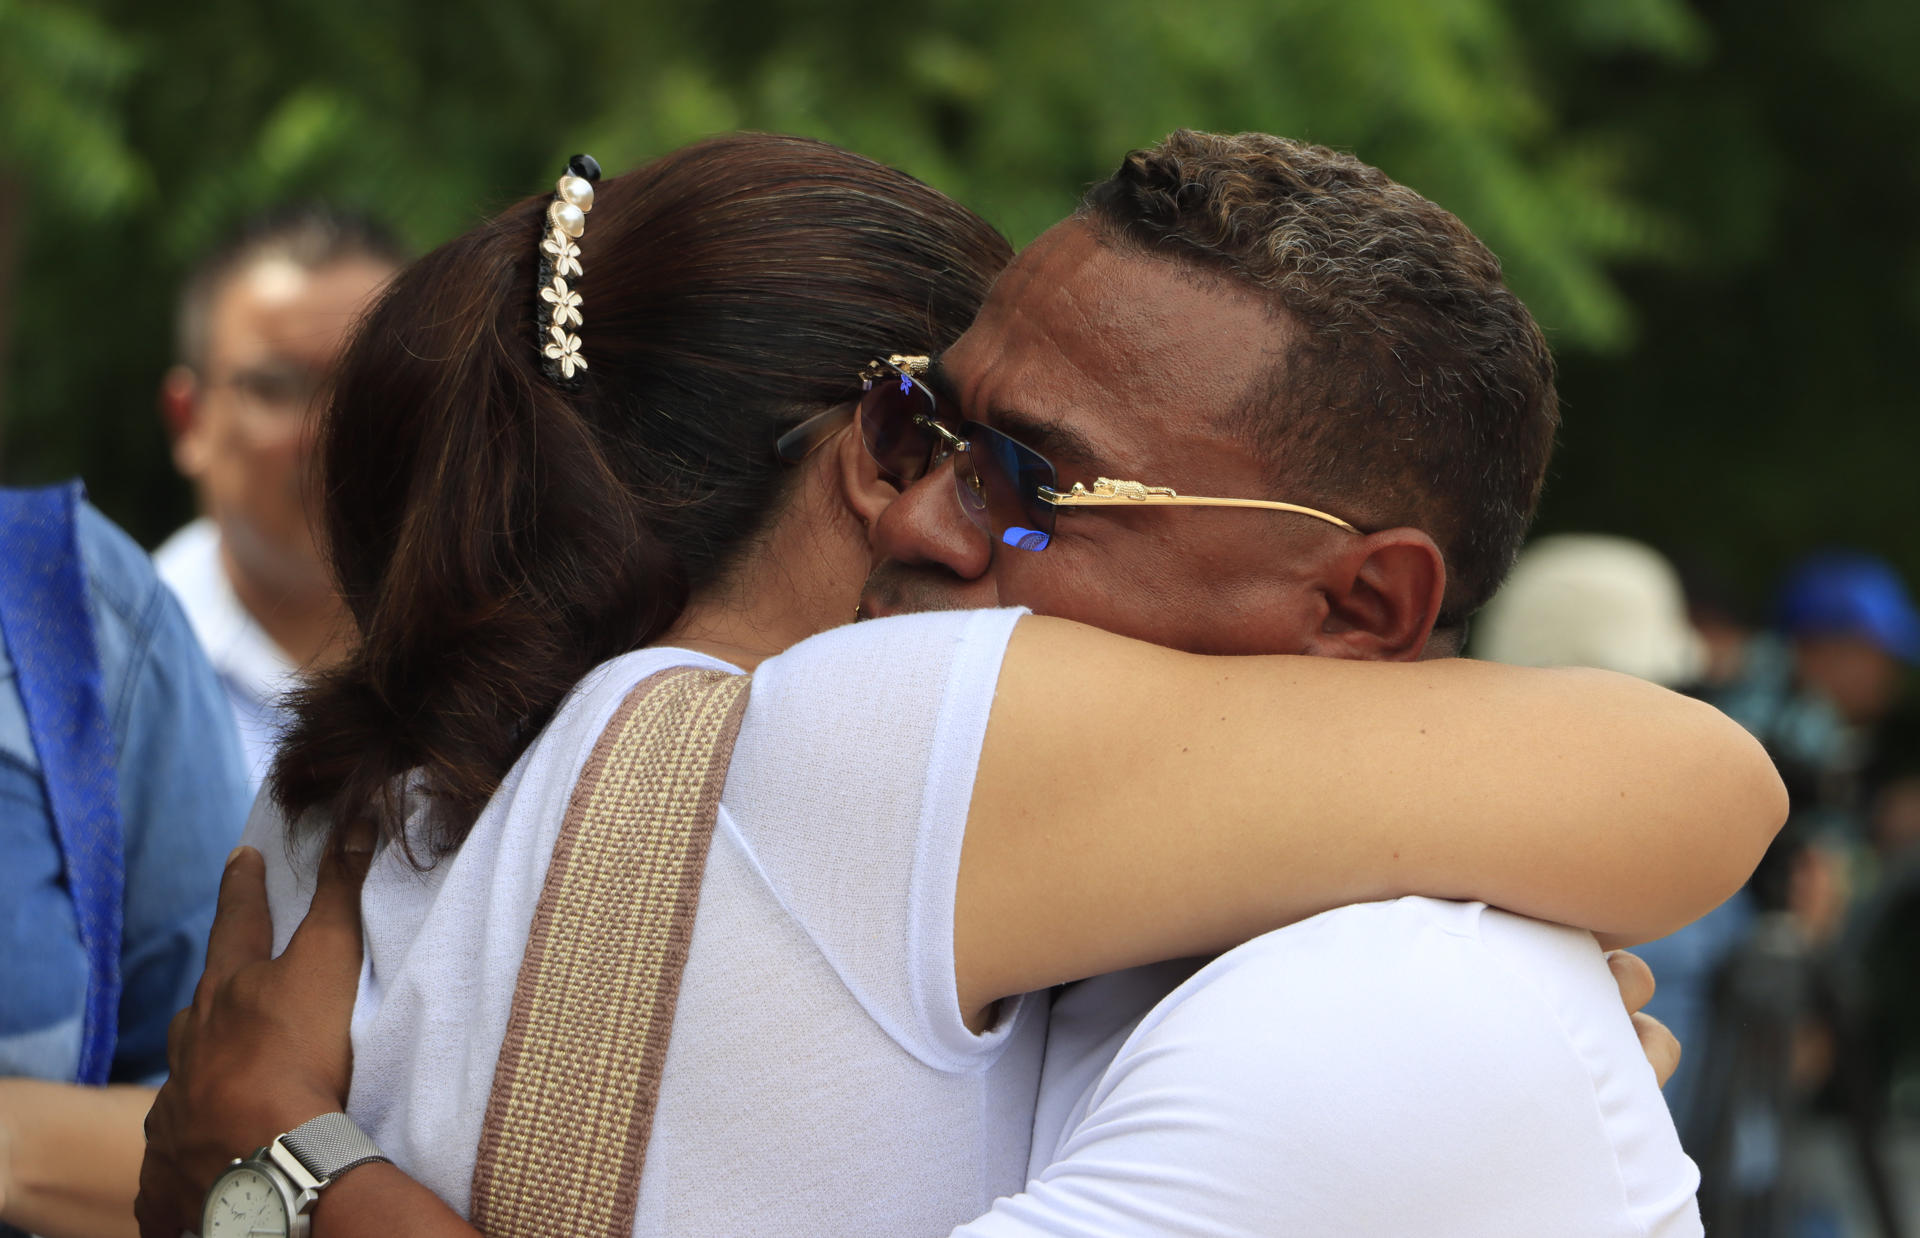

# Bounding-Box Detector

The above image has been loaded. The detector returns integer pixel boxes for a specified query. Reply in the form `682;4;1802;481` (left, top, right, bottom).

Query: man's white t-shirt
249;608;1043;1238
154;516;298;787
958;897;1703;1238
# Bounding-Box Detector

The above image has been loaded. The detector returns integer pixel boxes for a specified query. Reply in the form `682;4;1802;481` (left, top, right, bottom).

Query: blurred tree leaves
0;0;1914;603
0;0;142;438
0;0;144;215
1529;0;1920;602
576;0;1693;349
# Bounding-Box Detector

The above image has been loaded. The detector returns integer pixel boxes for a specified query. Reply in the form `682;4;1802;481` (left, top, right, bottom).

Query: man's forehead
210;256;393;364
943;221;1284;467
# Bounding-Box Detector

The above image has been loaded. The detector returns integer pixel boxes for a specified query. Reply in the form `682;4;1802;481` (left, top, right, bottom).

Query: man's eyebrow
925;357;1107;463
923;358;962;404
994;408;1104;464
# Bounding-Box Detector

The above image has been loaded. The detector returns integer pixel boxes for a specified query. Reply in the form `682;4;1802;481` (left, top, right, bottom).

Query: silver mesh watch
200;1112;389;1237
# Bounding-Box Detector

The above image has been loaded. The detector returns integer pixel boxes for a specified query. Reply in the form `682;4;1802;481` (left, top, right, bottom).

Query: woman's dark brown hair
273;133;1012;858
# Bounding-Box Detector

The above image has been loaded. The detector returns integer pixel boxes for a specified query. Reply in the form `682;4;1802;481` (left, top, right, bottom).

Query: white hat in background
1474;534;1707;687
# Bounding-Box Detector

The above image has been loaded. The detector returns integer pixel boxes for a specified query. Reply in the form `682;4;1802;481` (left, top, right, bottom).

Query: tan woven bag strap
469;666;750;1238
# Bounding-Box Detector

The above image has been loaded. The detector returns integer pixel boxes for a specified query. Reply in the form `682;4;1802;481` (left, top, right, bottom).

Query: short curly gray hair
176;203;407;370
1078;130;1557;623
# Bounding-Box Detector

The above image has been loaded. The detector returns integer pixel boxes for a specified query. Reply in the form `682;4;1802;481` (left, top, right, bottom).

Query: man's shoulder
1080;908;1694;1236
1221;895;1596;958
1091;900;1649;1155
1137;897;1608;1041
1188;896;1538;959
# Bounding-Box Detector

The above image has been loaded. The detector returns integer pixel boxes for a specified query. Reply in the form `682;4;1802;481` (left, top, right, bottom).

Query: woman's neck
658;455;868;672
662;600;820;672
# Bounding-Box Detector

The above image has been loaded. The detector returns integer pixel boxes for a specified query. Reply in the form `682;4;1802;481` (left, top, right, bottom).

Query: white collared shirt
153;516;300;787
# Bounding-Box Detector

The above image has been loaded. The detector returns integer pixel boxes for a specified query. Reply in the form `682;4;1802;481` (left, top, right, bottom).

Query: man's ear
161;365;207;478
1306;528;1446;662
835;414;898;539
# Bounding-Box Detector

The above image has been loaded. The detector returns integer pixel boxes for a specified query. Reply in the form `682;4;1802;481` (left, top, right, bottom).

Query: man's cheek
993;551;1098;620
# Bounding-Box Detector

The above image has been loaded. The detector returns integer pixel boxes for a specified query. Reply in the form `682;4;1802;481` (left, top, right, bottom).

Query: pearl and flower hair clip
535;153;602;382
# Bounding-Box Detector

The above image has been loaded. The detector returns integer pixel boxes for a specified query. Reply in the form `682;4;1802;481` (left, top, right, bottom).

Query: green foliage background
1;0;1914;613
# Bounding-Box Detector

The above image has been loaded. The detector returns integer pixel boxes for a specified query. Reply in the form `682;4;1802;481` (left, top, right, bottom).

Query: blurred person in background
1705;553;1916;1028
1691;552;1916;1237
1474;534;1708;686
1775;554;1916;733
1715;552;1916;853
1862;709;1920;864
155;206;403;786
0;484;250;1238
1851;707;1920;1148
1673;553;1759;695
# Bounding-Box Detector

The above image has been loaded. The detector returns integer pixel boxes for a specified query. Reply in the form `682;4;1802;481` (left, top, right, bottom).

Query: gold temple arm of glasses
1037;478;1359;534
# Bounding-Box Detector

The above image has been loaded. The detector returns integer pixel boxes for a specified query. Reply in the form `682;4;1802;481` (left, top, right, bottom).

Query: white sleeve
951;898;1702;1238
238;788;322;958
718;607;1029;1071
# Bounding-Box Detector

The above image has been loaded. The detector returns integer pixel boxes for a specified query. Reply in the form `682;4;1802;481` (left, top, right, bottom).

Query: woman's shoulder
566;644;746;714
510;643;748;783
756;607;1028;685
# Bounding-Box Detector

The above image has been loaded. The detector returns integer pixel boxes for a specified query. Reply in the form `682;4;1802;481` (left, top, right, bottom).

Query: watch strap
281;1111;389;1183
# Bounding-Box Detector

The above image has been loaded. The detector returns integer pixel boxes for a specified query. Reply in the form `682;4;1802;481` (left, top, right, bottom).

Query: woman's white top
248;608;1041;1238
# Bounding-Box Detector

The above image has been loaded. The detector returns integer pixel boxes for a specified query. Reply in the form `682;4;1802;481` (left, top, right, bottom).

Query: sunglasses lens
957;425;1057;552
859;379;940;485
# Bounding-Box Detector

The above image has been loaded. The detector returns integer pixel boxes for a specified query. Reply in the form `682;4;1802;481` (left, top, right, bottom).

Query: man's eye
238;371;316;409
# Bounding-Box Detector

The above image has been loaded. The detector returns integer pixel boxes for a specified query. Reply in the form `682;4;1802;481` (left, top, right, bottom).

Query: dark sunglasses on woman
776;355;1361;552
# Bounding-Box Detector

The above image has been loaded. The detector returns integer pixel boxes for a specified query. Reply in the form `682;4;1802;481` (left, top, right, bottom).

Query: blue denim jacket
0;502;251;1083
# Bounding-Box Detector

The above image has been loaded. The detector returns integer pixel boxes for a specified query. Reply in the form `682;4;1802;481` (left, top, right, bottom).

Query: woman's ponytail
274;202;685;858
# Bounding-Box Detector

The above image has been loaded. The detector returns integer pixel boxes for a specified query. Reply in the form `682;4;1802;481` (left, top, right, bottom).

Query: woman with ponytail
140;133;1779;1238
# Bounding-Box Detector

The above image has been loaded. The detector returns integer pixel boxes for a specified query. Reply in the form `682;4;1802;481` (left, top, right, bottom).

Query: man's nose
870;457;994;580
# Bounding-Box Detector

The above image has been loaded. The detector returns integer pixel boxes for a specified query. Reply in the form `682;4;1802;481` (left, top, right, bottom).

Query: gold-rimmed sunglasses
777;354;1359;551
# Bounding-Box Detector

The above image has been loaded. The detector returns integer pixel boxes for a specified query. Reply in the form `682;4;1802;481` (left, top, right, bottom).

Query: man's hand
137;843;370;1238
1607;949;1680;1088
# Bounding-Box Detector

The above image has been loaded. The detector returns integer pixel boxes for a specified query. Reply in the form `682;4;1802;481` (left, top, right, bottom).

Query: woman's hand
136;843;370;1238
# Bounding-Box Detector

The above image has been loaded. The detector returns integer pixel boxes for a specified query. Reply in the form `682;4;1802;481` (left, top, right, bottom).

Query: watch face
203;1164;291;1237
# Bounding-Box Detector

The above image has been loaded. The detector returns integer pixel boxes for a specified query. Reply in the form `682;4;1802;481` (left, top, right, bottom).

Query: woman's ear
835;413;898;536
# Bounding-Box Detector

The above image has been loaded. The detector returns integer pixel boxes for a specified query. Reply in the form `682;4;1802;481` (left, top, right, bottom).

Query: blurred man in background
1716;552;1916;839
1692;553;1917;1237
155;206;402;785
1770;553;1915;737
